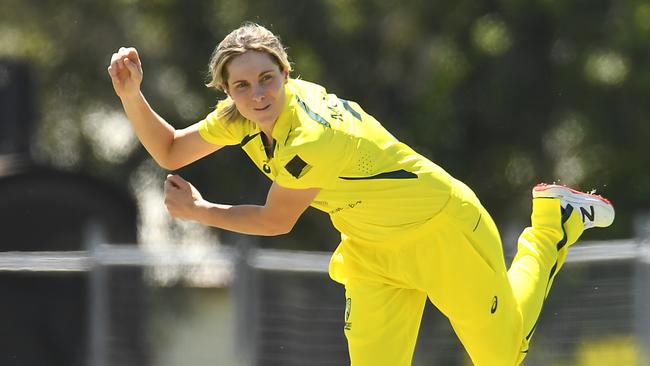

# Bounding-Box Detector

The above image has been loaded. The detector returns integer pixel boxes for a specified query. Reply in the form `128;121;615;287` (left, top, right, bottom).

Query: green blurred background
2;1;650;366
2;0;648;250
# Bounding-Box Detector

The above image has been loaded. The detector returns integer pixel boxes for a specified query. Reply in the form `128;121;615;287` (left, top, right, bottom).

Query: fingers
124;58;142;79
108;53;120;77
118;47;140;69
165;175;179;191
110;50;125;73
164;174;197;220
108;47;141;75
164;175;180;216
107;65;116;78
124;47;141;66
167;173;182;184
165;174;189;190
123;57;140;76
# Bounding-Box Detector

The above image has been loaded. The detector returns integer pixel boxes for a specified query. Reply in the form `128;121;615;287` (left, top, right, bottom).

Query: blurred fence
239;240;650;366
0;225;649;366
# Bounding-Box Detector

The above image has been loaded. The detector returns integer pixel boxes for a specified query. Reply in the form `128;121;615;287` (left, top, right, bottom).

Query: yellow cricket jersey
198;79;455;243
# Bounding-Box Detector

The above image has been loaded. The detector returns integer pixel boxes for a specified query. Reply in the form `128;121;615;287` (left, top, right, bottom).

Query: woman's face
225;50;288;130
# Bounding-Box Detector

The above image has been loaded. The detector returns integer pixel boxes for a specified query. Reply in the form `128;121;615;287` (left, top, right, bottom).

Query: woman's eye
261;74;273;82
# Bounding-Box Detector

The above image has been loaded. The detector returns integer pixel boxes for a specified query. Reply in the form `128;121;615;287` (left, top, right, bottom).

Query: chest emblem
284;155;311;179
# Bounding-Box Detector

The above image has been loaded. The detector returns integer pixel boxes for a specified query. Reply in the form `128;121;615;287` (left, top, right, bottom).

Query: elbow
153;141;187;171
264;220;295;236
154;154;185;171
156;159;182;171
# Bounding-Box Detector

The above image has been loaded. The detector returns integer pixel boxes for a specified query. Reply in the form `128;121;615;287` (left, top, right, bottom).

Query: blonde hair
207;22;292;121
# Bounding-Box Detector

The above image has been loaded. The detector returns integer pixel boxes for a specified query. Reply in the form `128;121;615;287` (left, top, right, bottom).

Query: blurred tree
2;0;648;250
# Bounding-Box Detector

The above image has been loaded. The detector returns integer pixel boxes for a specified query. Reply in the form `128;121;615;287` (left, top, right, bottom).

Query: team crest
344;297;352;330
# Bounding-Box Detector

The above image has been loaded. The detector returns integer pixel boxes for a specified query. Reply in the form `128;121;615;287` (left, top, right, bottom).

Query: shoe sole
532;183;615;228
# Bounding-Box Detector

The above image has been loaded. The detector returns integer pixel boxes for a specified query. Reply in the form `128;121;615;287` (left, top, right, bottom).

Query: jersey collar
270;79;298;146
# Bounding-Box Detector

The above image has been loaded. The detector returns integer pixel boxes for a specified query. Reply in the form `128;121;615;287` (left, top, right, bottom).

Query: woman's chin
253;113;279;128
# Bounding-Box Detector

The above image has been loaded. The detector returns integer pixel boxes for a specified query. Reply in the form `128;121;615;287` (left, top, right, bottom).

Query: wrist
192;199;213;225
119;90;145;105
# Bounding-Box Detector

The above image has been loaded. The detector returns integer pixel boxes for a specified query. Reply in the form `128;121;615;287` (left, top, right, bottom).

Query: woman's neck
260;123;275;145
261;129;274;147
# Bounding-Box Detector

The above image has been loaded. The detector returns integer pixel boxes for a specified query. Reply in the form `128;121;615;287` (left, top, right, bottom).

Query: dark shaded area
0;61;147;366
0;165;138;251
0;273;87;366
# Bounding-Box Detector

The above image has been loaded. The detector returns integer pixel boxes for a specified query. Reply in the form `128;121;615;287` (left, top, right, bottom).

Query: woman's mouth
254;104;271;111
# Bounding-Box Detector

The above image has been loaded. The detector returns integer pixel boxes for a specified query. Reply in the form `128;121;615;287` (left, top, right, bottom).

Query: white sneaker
532;183;615;229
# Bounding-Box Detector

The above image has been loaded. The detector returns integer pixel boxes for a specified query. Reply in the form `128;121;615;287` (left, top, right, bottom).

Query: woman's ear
283;69;289;84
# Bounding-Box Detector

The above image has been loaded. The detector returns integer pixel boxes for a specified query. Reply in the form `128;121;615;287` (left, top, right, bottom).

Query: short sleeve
197;104;247;146
274;131;350;190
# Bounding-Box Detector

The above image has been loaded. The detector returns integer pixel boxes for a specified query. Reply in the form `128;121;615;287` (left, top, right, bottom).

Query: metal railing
0;225;648;366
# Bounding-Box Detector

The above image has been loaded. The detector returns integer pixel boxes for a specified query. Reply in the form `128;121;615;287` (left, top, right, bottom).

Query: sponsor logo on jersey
329;200;362;214
491;296;498;314
284;154;311;179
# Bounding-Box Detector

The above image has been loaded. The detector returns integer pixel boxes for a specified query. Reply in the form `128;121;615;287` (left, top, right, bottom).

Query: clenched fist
107;47;143;100
164;174;205;221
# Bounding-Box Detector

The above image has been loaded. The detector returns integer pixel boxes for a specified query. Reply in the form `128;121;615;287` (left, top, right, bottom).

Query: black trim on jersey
264;138;277;159
240;132;261;147
472;214;482;232
296;96;331;128
339;169;417;180
284;127;292;146
556;205;573;251
525;205;574;341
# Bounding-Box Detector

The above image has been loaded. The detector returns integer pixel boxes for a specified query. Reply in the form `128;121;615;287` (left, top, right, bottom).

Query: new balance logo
532;184;614;229
580;206;595;222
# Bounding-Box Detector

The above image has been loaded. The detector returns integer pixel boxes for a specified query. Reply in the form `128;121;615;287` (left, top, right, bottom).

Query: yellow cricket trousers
328;180;584;366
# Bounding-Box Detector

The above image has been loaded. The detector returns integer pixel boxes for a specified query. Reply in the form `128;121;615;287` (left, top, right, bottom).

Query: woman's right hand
108;47;143;100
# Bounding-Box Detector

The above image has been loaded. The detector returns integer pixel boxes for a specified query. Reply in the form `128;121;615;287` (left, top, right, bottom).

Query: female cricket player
108;22;614;366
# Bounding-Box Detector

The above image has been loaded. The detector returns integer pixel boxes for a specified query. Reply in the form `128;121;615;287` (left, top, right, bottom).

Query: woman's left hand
164;174;204;221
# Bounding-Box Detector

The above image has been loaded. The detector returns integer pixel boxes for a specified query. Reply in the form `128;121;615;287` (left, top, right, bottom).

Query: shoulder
199;102;258;145
282;79;357;155
283;79;334;131
286;79;332;113
287;78;328;97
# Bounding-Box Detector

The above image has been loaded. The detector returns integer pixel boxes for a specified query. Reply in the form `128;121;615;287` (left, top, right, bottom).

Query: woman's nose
252;84;265;102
